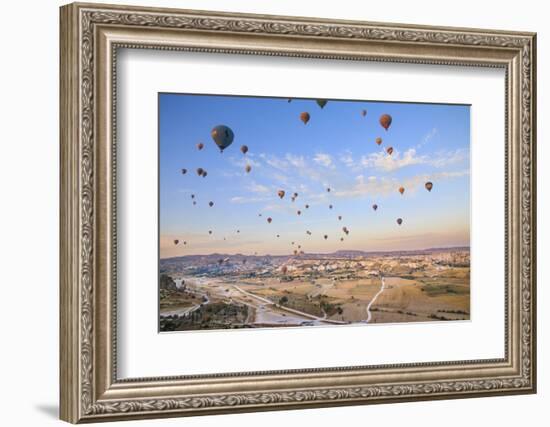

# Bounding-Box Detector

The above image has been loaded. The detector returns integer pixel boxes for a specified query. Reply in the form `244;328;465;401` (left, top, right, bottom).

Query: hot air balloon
287;99;292;103
300;112;310;124
329;204;333;209
208;230;212;234
211;125;234;152
277;190;285;199
201;170;208;178
267;217;272;224
340;237;344;242
375;137;382;146
398;187;405;195
208;201;214;207
191;194;195;199
386;146;394;155
245;164;252;173
379;114;392;131
305;204;309;209
306;230;312;235
297;210;301;216
293;192;298;198
291;242;295;245
294;250;298;255
193;201;197;205
181;168;187;174
316;99;327;109
291;196;296;202
183;241;187;245
298;245;301;249
196;167;204;176
258;213;262;217
425;181;433;192
276;234;280;238
361;109;367;117
338;215;342;220
197;142;204;150
236;230;240;233
174;239;179;245
327;187;331;192
240;145;248;155
372;204;378;211
397;218;403;225
324;235;328;240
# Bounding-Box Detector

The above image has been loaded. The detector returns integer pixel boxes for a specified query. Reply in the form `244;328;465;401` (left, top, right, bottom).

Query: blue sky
159;93;470;258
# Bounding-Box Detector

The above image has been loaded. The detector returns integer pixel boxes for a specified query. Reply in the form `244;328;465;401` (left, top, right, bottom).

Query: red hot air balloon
300;112;310;124
240;145;248;155
425;181;433;192
386;146;394;155
372;204;378;211
379;114;392;131
375;137;382;146
398;186;405;195
397;218;403;226
267;217;272;224
197;142;204;150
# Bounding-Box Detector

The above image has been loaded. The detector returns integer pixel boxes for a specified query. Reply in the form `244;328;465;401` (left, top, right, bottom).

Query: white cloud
361;148;426;172
313;153;334;168
286;153;306;168
246;182;270;194
416;127;438;148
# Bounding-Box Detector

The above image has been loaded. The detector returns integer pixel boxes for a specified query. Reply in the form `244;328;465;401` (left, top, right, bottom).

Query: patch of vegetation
420;283;469;297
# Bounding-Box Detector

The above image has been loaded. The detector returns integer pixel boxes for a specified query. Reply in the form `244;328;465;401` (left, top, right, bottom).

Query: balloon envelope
399;187;405;195
277;190;285;199
372;204;378;211
196;167;204;176
316;99;327;109
240;145;248;154
197;143;204;150
181;168;187;174
425;181;433;192
375;137;382;146
379;114;392;131
174;239;179;245
361;109;367;117
245;164;252;173
300;112;310;124
211;125;234;152
397;218;403;225
386;146;394;155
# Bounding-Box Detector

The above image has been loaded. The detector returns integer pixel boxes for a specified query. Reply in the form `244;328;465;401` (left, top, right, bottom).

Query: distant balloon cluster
172;99;435;251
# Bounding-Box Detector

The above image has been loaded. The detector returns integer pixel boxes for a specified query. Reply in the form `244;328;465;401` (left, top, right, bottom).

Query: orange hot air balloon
208;201;214;207
197;142;204;150
196;167;204;176
398;187;405;195
361;109;367;117
267;217;272;224
397;218;403;226
245;164;252;173
297;210;301;216
372;204;378;211
277;190;285;199
375;137;382;146
379;114;392;131
174;239;179;245
425;181;433;192
240;145;249;155
181;168;187;175
386;146;394;155
300;112;310;124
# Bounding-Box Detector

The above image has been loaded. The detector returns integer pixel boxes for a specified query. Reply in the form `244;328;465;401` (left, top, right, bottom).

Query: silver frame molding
60;2;537;423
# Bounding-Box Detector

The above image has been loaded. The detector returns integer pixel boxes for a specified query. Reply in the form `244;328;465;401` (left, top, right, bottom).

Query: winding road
365;276;385;323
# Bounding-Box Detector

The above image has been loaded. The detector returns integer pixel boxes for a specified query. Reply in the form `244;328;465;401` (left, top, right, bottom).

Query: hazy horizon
159;94;470;259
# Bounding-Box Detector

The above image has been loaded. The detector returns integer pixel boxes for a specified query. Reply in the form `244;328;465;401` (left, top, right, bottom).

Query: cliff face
159;274;177;291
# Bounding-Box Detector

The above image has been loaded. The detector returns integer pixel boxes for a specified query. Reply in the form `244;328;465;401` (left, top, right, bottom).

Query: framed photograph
60;2;537;423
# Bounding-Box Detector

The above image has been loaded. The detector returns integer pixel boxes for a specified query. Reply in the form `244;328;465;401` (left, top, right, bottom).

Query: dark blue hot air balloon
211;125;234;152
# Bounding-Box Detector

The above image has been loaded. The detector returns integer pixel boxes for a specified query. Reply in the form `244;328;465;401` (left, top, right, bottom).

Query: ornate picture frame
60;2;536;423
